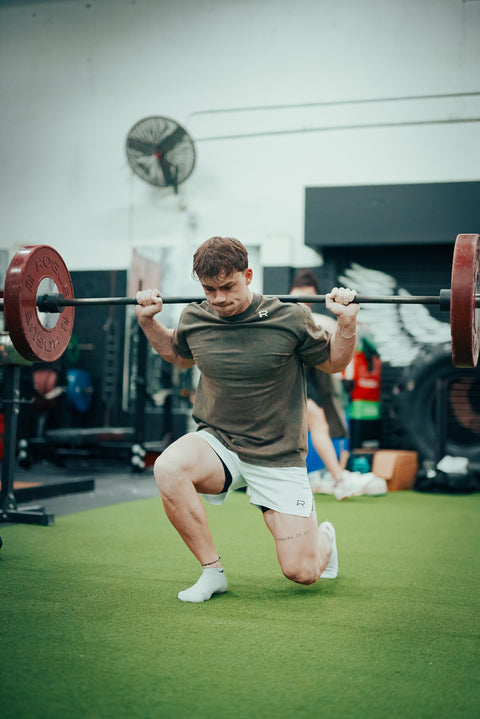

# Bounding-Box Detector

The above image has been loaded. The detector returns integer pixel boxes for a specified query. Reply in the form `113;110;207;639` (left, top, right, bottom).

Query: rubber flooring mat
0;476;95;502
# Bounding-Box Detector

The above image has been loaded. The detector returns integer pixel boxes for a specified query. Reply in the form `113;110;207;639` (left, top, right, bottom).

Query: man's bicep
171;327;195;368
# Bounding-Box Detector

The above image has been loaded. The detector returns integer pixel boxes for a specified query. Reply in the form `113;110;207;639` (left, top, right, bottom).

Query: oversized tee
173;293;332;467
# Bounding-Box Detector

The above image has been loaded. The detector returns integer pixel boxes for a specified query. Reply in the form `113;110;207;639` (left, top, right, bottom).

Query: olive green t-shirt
173;293;332;467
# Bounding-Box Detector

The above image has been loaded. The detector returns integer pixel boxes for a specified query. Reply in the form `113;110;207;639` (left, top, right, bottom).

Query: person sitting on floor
289;269;386;500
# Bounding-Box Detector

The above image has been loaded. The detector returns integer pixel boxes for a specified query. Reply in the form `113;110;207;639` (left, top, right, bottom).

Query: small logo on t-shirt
258;310;268;318
296;499;305;507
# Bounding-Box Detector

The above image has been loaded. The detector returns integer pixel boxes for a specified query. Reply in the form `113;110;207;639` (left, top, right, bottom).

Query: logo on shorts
296;499;305;507
258;310;268;318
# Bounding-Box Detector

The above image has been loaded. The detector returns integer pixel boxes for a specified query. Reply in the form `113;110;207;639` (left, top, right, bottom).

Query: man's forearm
137;317;195;368
317;317;357;374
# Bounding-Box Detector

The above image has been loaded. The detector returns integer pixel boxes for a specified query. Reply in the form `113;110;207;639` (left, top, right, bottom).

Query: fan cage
126;116;196;188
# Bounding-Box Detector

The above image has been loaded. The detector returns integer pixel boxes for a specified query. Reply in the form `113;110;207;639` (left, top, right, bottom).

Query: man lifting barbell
134;236;360;602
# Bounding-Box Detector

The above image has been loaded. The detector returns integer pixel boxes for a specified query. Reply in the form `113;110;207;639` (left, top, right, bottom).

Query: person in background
289;270;386;501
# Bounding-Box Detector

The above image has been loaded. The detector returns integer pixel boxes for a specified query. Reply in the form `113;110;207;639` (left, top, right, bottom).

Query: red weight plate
3;245;75;363
450;234;480;368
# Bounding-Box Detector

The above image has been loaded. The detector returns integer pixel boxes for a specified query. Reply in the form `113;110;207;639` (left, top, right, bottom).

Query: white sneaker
309;470;335;494
319;521;338;578
334;470;367;500
334;470;388;500
362;472;388;496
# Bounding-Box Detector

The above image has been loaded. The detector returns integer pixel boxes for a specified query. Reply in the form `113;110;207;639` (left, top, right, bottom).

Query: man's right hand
135;289;164;320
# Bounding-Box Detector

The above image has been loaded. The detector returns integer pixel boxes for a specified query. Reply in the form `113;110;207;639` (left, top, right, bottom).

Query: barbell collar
36;293;66;313
439;289;451;312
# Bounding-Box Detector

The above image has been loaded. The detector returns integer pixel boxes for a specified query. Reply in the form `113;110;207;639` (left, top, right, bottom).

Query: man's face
200;269;253;317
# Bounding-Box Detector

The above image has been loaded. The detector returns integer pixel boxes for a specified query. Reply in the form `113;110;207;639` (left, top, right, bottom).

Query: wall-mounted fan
126;116;196;192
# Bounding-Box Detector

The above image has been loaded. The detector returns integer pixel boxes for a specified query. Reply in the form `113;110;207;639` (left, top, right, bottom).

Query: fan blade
158;126;187;154
127;138;159;155
158;156;176;186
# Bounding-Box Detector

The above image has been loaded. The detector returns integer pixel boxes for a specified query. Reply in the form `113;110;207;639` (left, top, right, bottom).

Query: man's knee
153;435;227;499
281;561;321;586
153;453;187;498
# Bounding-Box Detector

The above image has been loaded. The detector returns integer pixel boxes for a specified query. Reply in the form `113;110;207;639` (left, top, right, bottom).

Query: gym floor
2;460;159;525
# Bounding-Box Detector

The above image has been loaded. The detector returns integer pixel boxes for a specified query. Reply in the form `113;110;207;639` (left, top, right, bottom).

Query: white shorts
195;430;314;518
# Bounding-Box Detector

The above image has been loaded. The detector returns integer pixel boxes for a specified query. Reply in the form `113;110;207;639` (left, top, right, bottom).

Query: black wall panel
305;181;480;248
66;269;128;428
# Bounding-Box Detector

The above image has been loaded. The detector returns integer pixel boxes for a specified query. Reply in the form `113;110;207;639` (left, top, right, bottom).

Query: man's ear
245;268;253;284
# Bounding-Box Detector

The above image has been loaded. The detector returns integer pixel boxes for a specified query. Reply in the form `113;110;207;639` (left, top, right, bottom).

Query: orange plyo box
371;450;418;491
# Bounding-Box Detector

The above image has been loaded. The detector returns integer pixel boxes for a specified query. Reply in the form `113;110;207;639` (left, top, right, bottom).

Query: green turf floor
1;490;479;719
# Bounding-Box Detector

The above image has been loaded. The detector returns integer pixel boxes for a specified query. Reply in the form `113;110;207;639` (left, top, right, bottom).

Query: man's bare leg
263;507;338;584
153;434;228;601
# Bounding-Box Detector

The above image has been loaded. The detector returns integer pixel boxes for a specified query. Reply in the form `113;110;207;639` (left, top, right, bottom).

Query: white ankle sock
319;521;338;579
177;568;228;603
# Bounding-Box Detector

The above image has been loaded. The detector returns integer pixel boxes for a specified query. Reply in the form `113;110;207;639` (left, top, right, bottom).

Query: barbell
0;234;478;368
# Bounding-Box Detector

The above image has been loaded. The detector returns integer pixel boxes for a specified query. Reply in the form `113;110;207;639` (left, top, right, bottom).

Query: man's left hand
325;287;359;319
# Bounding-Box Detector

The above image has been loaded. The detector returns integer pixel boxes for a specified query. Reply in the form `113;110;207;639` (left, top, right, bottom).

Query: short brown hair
291;269;319;294
192;236;249;281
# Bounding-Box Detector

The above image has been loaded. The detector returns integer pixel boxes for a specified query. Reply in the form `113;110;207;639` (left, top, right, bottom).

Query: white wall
0;0;479;294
